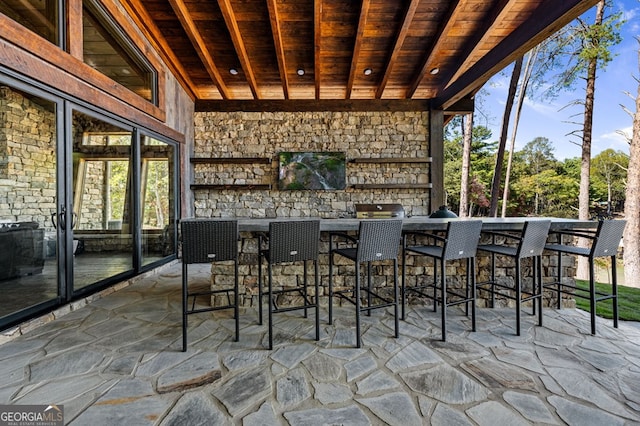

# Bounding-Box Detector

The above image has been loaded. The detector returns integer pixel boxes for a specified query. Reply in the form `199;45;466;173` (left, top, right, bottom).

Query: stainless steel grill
355;204;405;219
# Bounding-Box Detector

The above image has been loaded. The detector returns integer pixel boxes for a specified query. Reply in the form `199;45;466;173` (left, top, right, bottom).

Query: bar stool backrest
517;220;551;258
268;220;321;263
181;219;238;264
356;219;403;263
591;220;626;258
442;220;483;260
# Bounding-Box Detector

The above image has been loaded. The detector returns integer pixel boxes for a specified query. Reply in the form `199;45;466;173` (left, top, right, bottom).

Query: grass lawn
575;280;640;322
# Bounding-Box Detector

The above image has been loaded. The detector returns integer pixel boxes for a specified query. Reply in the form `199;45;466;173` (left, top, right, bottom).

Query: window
0;0;59;44
82;0;157;104
83;131;131;146
140;135;176;265
77;132;132;230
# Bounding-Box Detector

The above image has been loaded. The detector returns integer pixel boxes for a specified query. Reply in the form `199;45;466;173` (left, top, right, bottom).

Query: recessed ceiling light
363;68;373;76
297;68;305;76
430;67;440;75
229;68;239;75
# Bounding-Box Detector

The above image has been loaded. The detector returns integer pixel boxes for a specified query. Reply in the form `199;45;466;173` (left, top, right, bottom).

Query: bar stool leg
268;263;274;350
440;259;447;341
303;260;309;319
401;242;407;320
367;261;372;317
491;252;496;308
258;252;264;325
465;258;470;317
516;258;521;336
471;258;477;332
234;260;239;341
611;255;619;329
531;257;537;316
328;253;334;325
393;259;399;338
182;263;188;352
355;262;362;348
433;258;438;313
556;249;562;310
589;258;596;335
314;260;320;341
536;256;543;327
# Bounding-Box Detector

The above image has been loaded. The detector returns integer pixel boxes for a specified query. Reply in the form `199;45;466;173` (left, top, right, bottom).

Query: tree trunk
576;0;604;279
489;56;523;217
502;48;539;217
624;42;640;288
459;113;472;217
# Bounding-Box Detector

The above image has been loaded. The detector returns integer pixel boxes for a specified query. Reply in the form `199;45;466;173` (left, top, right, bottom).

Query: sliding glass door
0;84;63;321
0;74;179;330
71;109;134;291
140;134;176;267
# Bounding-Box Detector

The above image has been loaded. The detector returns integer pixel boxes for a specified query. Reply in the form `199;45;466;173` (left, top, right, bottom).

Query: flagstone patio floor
1;261;639;425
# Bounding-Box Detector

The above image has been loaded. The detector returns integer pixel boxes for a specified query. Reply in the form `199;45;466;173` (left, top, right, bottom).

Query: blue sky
478;0;639;160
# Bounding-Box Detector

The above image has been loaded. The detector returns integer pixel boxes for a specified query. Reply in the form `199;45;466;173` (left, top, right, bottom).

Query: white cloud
594;126;631;154
619;1;640;37
522;98;559;116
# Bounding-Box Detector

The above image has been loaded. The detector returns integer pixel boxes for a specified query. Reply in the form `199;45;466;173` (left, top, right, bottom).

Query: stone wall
193;111;431;218
192;110;576;310
0;86;56;232
193;110;431;306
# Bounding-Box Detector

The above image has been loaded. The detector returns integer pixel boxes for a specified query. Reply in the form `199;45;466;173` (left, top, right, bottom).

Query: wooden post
429;109;444;212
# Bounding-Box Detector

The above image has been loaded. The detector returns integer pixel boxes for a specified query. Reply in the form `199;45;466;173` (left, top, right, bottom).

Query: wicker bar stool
180;219;239;352
476;220;551;336
258;220;321;350
328;219;403;348
402;220;482;341
544;219;626;335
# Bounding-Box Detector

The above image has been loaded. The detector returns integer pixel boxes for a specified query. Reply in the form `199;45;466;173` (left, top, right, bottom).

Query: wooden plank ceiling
124;0;597;109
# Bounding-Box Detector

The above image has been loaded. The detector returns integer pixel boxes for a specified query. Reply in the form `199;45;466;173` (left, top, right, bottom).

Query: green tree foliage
590;148;628;216
444;123;494;215
507;138;579;217
540;1;623;99
443;124;631;218
108;160;129;223
520;137;556;173
143;160;170;229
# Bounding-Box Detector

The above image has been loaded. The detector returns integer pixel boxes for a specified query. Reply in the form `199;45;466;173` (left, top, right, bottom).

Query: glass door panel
0;85;60;318
140;135;176;266
71;110;133;290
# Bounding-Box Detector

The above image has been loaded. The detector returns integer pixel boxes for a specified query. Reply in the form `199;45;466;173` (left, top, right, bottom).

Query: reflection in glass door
140;135;176;267
0;79;178;329
0;85;60;319
71;110;133;290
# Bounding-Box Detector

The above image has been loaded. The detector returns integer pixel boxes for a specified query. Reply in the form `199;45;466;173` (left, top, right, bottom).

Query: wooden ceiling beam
407;0;463;98
441;0;512;90
120;0;198;99
195;99;431;112
267;0;289;99
346;0;370;99
314;0;322;99
218;0;261;99
375;0;420;99
167;0;229;99
433;0;600;109
110;0;596;103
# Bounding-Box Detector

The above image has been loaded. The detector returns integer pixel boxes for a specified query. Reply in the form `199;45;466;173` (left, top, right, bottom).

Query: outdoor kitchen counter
195;216;599;309
234;216;597;233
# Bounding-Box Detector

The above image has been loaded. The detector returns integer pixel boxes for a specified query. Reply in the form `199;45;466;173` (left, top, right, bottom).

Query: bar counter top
226;216;597;233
